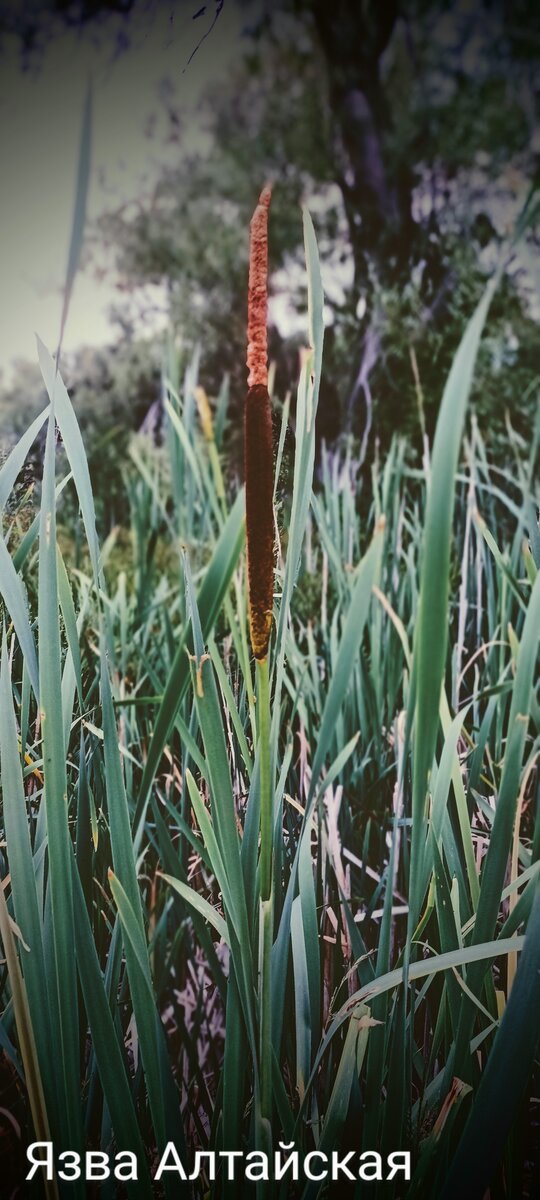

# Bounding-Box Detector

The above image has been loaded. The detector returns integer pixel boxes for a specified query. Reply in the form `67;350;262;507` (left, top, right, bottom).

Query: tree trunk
306;0;416;298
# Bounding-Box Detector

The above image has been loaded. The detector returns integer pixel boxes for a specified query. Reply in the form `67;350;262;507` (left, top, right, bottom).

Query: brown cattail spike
245;382;274;659
245;186;274;660
247;185;271;389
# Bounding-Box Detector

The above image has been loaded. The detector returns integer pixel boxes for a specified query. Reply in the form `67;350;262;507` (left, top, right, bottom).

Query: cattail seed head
245;186;274;660
247;185;271;389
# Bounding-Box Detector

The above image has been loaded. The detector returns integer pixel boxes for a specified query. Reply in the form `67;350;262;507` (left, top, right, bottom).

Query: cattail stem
256;654;273;1132
259;894;273;1131
256;655;272;901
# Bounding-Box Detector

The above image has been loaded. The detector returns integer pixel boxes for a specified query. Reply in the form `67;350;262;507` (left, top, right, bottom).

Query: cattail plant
245;185;275;1130
2;93;540;1195
245;184;274;897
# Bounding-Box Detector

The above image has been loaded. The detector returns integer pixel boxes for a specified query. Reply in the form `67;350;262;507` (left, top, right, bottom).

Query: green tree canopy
97;0;540;449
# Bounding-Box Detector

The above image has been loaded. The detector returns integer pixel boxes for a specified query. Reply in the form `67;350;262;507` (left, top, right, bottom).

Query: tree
0;0;225;67
98;0;540;450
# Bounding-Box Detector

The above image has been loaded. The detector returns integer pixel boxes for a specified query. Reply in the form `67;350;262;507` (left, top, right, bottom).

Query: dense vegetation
0;190;539;1195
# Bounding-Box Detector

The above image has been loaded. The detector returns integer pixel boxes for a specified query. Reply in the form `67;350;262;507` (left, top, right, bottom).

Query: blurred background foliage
1;0;539;527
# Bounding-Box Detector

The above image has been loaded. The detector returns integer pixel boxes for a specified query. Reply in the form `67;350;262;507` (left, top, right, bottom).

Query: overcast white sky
0;2;250;383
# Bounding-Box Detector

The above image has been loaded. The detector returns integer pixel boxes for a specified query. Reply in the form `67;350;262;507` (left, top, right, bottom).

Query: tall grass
0;115;539;1198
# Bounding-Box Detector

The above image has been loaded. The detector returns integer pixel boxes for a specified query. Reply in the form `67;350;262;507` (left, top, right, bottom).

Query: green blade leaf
0;532;39;698
441;881;540;1200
